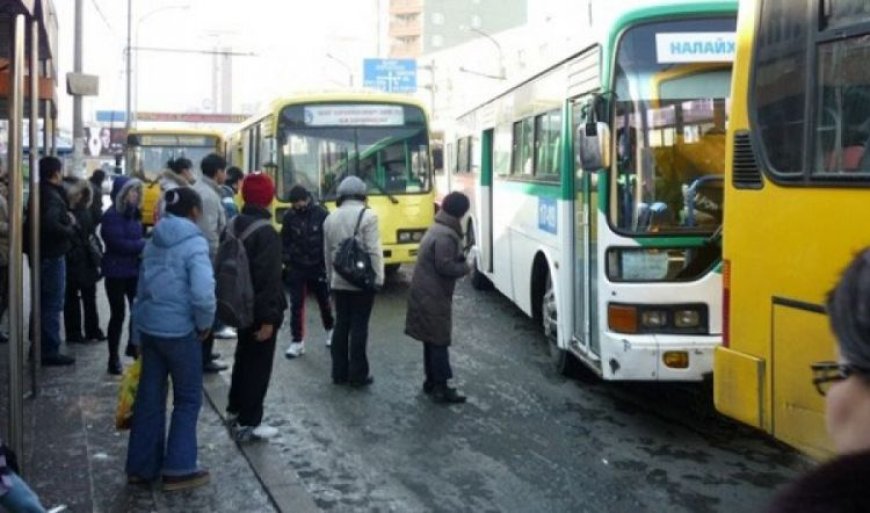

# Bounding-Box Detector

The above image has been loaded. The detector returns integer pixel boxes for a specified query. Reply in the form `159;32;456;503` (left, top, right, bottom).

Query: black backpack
333;208;377;291
214;218;271;328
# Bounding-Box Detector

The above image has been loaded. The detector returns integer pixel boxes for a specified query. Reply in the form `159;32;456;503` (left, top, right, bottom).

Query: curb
202;374;321;513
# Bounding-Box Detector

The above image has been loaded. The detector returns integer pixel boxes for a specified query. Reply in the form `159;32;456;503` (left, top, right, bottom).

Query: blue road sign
96;110;127;123
363;59;417;93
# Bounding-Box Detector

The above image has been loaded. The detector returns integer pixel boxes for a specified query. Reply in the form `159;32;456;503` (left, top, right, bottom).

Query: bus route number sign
538;197;558;235
655;32;736;63
304;105;405;127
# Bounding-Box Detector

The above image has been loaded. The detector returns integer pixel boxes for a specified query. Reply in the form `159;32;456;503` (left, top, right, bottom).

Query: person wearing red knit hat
226;172;288;442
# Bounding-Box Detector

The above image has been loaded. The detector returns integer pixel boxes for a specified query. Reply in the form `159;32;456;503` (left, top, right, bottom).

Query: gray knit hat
336;176;367;198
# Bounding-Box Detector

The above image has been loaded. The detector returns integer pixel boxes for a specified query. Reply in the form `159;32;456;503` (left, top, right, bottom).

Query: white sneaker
325;330;333;347
252;424;279;439
214;327;237;339
284;341;305;359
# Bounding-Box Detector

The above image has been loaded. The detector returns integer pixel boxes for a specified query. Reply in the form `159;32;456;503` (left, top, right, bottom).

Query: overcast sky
54;0;384;130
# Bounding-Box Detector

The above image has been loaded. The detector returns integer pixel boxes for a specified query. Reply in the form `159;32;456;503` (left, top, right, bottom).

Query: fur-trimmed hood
111;175;143;209
63;176;93;209
159;168;192;191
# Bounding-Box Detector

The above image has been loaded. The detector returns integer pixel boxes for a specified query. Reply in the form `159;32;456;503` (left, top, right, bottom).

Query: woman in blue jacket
126;187;215;492
101;176;145;374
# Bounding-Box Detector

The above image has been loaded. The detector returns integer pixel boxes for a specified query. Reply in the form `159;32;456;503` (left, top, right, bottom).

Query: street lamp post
326;53;354;87
125;2;190;131
458;26;506;80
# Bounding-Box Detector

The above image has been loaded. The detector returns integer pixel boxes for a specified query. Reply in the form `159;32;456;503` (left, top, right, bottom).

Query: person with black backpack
323;176;384;388
224;173;287;442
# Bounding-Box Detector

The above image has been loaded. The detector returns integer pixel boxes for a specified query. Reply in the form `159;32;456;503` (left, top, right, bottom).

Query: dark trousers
227;325;278;427
423;343;453;386
287;271;334;343
331;290;375;383
105;276;137;360
201;332;215;365
64;281;100;341
39;257;66;356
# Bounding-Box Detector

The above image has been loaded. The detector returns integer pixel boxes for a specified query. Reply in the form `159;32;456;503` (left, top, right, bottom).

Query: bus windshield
278;104;431;202
612;17;736;235
126;134;219;182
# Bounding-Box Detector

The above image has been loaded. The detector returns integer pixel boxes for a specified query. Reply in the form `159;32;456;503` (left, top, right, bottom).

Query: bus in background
714;0;870;459
226;93;435;273
459;1;737;381
125;129;224;226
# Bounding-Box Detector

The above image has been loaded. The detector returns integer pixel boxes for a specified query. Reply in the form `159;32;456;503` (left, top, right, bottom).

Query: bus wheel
542;273;572;376
385;264;401;276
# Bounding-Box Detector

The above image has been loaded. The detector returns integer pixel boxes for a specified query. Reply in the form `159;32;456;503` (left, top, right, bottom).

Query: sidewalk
0;338;277;512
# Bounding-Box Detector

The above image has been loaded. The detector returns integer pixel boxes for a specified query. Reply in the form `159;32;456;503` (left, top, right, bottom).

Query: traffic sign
96;110;127;123
363;59;417;93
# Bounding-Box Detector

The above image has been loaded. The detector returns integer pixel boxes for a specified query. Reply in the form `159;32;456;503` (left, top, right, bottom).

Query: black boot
431;385;466;404
108;356;122;375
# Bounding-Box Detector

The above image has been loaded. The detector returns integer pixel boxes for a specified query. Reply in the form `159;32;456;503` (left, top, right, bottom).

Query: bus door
571;99;593;354
481;128;495;273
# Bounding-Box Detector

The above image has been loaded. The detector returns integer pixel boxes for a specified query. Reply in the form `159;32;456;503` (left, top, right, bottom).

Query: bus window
815;35;870;175
753;0;809;176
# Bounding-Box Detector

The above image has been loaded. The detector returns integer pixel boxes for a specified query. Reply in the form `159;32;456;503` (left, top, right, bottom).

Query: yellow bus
226;92;436;272
125;129;224;226
714;0;870;459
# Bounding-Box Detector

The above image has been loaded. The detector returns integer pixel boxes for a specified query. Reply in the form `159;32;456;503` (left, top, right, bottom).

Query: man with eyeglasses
768;249;870;512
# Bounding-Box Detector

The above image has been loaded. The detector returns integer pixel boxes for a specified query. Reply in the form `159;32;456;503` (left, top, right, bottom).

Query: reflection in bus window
613;18;734;234
815;34;870;175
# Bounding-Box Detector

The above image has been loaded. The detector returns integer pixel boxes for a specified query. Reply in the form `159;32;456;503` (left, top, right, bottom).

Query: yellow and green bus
714;0;870;459
125;129;224;226
226;93;435;272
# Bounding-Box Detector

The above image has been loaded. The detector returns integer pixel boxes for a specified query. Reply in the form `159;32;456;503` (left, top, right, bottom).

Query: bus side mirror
576;121;611;170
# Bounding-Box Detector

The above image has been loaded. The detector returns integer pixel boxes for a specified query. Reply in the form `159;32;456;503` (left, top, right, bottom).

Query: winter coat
155;169;192;224
323;199;384;291
0;181;8;267
101;177;145;279
281;199;329;273
220;184;239;219
88;178;104;227
404;211;470;346
191;176;226;261
766;449;870;512
234;204;287;327
133;214;215;338
25;181;74;260
64;178;101;287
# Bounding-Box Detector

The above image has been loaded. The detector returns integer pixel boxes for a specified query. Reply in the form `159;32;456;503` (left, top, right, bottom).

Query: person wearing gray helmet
323;176;384;388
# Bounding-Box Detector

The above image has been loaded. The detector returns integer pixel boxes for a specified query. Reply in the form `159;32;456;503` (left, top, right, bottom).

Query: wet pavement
208;267;810;513
0;278;277;512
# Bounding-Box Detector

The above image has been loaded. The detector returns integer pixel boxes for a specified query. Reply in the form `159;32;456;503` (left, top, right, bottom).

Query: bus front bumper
599;333;720;382
382;243;420;265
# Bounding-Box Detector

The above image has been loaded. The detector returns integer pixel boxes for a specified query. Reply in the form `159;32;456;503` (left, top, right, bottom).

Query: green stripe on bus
635;236;712;248
560;101;575;201
495;179;561;199
481;129;493;187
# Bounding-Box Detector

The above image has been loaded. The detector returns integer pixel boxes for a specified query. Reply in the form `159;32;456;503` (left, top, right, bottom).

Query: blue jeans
40;257;65;356
0;472;46;512
126;332;203;480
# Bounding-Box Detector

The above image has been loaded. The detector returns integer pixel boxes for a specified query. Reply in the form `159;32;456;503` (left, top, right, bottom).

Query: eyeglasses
811;361;869;396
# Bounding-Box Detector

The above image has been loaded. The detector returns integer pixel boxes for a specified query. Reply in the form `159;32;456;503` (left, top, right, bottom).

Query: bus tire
385;264;401;276
541;271;576;376
470;264;492;291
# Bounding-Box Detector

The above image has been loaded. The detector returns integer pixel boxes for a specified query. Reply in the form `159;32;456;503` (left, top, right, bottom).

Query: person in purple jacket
100;176;145;374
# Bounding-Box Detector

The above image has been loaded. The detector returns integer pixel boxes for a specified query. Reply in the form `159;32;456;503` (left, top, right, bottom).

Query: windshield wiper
368;178;400;204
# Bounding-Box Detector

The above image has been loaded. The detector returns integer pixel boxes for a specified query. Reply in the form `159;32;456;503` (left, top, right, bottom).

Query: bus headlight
674;309;701;328
397;229;426;244
640;310;668;329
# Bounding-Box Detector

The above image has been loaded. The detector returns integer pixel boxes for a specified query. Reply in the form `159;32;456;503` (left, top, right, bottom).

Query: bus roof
457;0;737;120
231;91;430;133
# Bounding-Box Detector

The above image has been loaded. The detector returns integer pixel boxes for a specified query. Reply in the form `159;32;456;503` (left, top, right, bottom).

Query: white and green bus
452;1;737;380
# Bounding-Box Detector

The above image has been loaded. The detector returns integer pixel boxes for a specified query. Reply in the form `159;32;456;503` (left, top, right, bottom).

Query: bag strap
236;218;271;242
352;207;368;237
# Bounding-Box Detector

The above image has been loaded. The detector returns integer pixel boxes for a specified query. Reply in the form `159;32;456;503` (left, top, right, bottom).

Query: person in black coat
25;157;76;366
280;185;333;359
767;248;870;512
88;168;106;227
226;173;287;442
62;177;105;345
